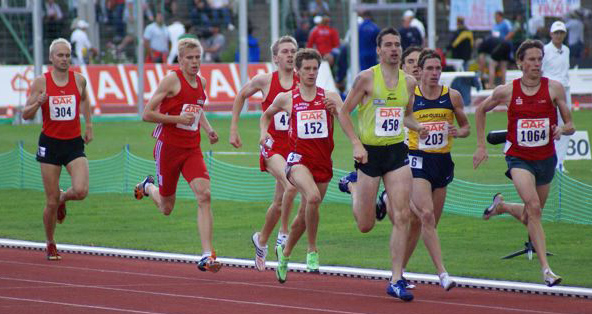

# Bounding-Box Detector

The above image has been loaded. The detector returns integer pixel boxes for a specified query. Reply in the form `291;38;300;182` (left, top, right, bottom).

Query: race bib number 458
297;110;328;139
517;118;549;147
375;107;403;137
49;95;76;121
176;104;203;131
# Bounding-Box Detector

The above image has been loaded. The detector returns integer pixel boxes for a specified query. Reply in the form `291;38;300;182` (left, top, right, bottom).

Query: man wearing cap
403;10;425;41
542;21;571;172
70;20;97;65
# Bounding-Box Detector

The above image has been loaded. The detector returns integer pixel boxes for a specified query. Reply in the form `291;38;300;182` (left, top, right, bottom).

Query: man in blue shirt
358;11;380;71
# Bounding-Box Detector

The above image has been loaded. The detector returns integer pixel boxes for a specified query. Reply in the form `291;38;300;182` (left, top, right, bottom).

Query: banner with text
531;0;580;18
449;0;503;31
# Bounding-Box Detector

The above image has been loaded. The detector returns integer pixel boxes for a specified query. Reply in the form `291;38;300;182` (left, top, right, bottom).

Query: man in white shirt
167;20;186;64
403;10;425;42
542;21;571;172
70;20;97;65
143;12;170;63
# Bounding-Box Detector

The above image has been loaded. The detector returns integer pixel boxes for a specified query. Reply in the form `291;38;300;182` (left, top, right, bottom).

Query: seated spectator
144;12;169;63
306;15;340;66
208;0;234;30
203;24;226;62
167;19;186;64
70;19;98;65
190;0;211;30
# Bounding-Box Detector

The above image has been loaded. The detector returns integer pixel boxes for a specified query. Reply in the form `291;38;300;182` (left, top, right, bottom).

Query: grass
1;110;592;287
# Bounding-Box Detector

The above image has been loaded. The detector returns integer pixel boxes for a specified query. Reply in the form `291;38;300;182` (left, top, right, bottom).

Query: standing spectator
108;0;126;40
399;12;422;51
144;12;170;63
492;11;512;39
506;13;527;55
167;19;186;64
306;15;340;65
402;10;425;42
203;24;226;62
70;20;98;65
44;0;64;41
542;21;571;172
294;19;311;51
565;13;584;66
208;0;234;30
448;16;473;69
235;26;260;62
358;11;380;71
190;0;211;30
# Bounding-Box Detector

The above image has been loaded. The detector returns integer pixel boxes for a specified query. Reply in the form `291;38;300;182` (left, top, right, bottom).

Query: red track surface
1;247;590;314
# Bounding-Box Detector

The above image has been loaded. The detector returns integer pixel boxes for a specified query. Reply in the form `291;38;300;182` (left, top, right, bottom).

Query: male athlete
474;39;574;286
229;36;301;271
134;37;222;273
24;38;92;260
260;48;342;282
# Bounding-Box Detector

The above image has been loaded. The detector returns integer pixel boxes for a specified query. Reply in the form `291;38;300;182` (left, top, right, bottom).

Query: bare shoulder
161;72;180;88
448;87;463;103
199;75;207;89
325;90;342;102
353;68;373;89
491;82;513;101
548;79;565;92
32;75;46;90
404;73;417;92
250;72;272;90
74;72;87;87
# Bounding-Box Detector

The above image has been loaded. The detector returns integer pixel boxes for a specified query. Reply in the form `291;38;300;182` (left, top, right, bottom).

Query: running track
1;248;590;314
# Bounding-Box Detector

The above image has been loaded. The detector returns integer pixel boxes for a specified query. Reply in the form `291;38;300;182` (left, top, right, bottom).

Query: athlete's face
377;34;402;66
180;47;202;76
297;59;319;87
49;43;71;71
519;48;543;79
274;42;297;71
402;51;420;81
420;58;442;87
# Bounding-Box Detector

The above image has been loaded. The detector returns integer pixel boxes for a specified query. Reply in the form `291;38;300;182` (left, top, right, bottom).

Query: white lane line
0;295;165;314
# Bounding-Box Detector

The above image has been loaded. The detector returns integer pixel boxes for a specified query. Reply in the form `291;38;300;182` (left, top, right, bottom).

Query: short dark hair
295;48;322;70
401;46;423;69
417;49;442;69
376;27;400;47
515;39;544;62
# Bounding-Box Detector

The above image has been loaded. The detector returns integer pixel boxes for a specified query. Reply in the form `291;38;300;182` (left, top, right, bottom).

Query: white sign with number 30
565;131;591;160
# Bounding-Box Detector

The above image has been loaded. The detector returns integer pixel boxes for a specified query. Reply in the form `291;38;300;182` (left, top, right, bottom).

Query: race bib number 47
274;111;289;131
49;95;76;121
517;118;549;147
297;110;328;139
375;107;403;137
419;121;448;150
176;104;202;131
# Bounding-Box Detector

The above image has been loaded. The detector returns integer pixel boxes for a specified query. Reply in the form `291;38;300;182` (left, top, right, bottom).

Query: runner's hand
353;143;368;164
178;112;195;125
37;92;47;106
448;124;458;138
323;97;337;115
418;126;429;139
552;124;562;140
208;130;219;144
473;147;488;169
230;130;242;148
259;133;273;148
84;125;93;144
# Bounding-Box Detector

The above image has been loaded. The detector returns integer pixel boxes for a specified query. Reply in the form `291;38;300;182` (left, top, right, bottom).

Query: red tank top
42;71;81;139
289;87;334;160
506;77;557;160
153;69;207;148
261;71;299;140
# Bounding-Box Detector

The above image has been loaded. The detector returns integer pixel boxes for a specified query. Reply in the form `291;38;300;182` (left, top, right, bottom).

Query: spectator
478;11;512;88
448;16;473;70
167;19;186;64
307;0;329;18
44;0;64;41
565;13;584;66
117;0;154;58
399;12;422;51
358;11;380;71
528;15;545;38
108;0;126;40
208;0;234;30
190;0;211;30
203;24;226;62
402;10;425;41
506;13;526;55
235;26;260;63
70;19;98;65
294;19;311;51
492;11;512;39
306;15;340;65
143;12;169;63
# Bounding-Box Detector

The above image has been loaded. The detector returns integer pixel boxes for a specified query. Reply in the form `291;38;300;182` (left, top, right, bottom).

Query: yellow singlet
407;86;454;153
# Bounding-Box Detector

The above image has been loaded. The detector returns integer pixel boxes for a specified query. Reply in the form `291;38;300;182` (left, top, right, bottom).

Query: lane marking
0;295;165;314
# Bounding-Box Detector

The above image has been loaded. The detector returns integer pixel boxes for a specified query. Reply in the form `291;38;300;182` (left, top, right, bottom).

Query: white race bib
410;155;423;169
274;111;290;131
517;118;549;147
49;95;76;121
375;107;403;136
419;121;449;150
297;110;328;139
286;152;302;163
176;104;202;131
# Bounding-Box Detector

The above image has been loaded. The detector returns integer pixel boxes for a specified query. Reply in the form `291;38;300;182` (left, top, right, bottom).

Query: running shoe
276;233;288;249
197;253;222;273
57;189;67;224
306;251;320;273
543;269;562;287
337;171;357;194
439;272;457;291
252;232;268;272
46;243;61;261
401;276;416;290
386;279;414;301
376;190;387;221
483;193;503;220
134;175;155;200
275;245;289;283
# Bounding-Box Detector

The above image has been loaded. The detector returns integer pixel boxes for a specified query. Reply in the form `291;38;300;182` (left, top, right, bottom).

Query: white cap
76;20;89;29
313;15;323;24
403;10;414;18
550;21;566;33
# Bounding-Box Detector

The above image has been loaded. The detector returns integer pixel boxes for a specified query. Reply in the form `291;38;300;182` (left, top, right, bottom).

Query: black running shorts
409;150;454;190
355;142;409;177
505;154;557;186
36;133;86;166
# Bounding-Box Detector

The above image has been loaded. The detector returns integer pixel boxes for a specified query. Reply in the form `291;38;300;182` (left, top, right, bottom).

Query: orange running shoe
134;175;155;200
197;252;222;273
46;243;61;261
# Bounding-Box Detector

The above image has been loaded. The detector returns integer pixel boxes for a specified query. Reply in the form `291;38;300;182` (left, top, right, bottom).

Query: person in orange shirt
306;15;340;66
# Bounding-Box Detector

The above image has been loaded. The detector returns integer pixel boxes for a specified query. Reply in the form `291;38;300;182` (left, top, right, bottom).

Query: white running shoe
251;232;268;271
276;234;288;249
439;272;457;291
543;268;562;287
483;193;503;220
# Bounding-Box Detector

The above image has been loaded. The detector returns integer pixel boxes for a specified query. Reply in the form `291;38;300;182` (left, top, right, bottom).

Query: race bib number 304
375;107;403;136
517;118;549;147
419;121;448;150
297;110;328;139
49;95;76;121
274;111;290;131
176;104;202;131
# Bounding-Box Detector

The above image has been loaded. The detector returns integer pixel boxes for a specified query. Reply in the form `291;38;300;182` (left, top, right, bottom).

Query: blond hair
270;35;297;57
49;38;71;56
178;37;202;58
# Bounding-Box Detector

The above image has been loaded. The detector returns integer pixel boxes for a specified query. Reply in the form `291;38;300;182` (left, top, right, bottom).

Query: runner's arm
551;81;575;137
142;74;192;125
22;77;46;120
230;74;267;148
77;74;93;143
260;91;290;146
449;88;470;138
338;71;369;163
473;84;510;169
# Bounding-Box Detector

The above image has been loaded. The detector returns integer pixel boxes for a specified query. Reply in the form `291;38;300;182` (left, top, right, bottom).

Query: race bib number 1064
517;118;549;147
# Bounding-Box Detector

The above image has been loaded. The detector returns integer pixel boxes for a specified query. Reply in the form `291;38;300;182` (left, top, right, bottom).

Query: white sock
202;251;212;258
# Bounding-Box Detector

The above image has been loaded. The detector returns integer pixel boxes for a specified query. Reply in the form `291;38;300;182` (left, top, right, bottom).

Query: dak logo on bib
176;104;203;131
517;118;549;147
49;95;76;121
297;110;328;139
419;121;448;150
375;107;402;136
